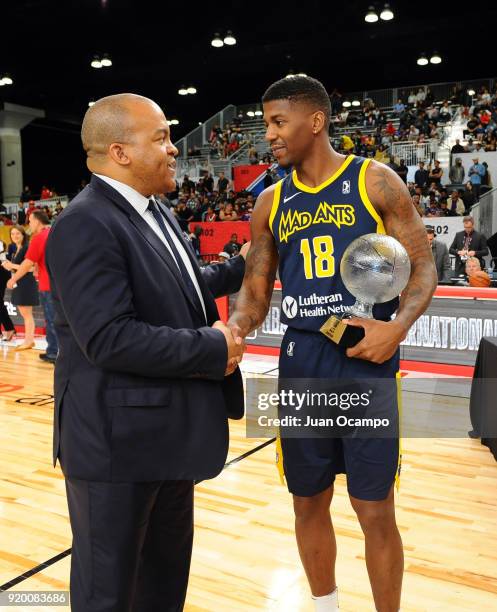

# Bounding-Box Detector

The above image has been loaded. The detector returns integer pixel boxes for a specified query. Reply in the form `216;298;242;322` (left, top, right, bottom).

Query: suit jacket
431;240;451;283
449;230;489;276
46;175;245;483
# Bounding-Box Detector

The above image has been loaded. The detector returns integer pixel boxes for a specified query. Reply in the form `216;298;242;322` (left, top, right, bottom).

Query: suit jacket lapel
90;176;203;318
158;203;218;321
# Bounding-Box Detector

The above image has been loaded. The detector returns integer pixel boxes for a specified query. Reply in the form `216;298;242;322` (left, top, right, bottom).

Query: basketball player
228;76;437;612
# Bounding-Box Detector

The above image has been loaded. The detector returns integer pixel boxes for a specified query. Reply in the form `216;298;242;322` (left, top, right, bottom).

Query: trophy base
320;313;365;348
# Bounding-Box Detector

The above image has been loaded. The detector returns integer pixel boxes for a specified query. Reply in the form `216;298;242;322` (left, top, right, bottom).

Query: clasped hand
212;321;247;376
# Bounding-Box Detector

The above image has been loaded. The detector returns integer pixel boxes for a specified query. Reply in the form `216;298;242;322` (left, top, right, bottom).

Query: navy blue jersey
270;155;398;331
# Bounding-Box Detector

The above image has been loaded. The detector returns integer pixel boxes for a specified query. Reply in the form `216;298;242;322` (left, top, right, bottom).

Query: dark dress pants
65;478;194;612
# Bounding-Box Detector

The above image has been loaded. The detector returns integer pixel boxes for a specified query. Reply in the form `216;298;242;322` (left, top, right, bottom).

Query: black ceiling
2;0;497;139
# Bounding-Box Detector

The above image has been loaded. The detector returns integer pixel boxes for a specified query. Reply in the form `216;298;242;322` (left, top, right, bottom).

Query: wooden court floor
1;342;497;611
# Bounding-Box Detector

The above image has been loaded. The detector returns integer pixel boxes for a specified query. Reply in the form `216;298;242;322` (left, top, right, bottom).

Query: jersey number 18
299;235;335;280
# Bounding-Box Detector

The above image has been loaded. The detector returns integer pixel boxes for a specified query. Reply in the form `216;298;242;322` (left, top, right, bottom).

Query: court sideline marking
0;437;276;592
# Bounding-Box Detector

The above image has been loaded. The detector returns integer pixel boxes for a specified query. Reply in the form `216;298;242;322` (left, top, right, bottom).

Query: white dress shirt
94;174;206;321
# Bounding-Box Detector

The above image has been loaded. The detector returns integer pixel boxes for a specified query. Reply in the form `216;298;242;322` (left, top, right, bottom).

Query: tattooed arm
228;186;279;339
346;161;437;363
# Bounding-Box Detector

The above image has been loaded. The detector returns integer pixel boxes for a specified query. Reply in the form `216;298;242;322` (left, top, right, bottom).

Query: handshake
212;320;246;376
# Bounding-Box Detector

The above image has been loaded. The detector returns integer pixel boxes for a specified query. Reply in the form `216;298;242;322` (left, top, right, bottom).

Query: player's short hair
31;210;50;225
262;76;331;127
463;216;474;223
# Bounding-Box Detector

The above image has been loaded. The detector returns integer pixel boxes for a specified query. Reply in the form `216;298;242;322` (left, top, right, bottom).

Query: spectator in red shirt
7;210;58;363
40;186;52;200
0;215;13;226
480;111;490;126
228;139;239;154
26;200;38;219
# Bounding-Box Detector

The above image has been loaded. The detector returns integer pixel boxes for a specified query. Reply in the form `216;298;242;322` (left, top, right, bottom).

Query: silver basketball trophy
320;233;411;348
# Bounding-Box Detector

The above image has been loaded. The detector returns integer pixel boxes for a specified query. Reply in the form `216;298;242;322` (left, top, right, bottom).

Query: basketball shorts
278;326;401;501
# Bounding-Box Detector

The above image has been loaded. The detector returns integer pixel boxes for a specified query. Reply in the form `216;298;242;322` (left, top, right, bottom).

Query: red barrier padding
233;164;270;191
192;221;250;256
215;297;229;322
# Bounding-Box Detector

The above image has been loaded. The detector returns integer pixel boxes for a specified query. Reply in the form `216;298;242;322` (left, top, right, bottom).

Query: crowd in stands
161;170;273;230
328;84;497;218
403;155;491;218
181;83;497;190
152;170;266;262
0;173;257;276
181;108;276;165
184;88;497;189
185;111;269;163
1;195;65;227
330;84;497;160
459;85;497;151
331;87;452;158
2;171;263;231
0;180;91;227
19;184;61;202
206;113;275;164
206;113;249;159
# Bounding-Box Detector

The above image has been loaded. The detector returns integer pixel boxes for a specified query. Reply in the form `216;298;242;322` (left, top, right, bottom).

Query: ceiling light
352;100;361;106
365;6;379;22
1;75;13;85
88;101;95;107
380;3;394;20
297;72;307;77
91;56;102;68
178;87;188;95
101;54;112;67
211;33;224;48
198;122;202;125
430;51;442;64
247;111;255;117
285;71;295;79
254;110;263;116
342;101;351;108
169;119;179;126
187;86;197;94
417;53;429;66
224;31;236;45
467;89;476;96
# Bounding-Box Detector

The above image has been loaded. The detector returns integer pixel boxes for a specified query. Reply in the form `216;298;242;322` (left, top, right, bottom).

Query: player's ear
311;111;326;135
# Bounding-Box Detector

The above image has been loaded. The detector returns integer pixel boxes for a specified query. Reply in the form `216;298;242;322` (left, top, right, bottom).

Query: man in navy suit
46;93;247;611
